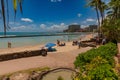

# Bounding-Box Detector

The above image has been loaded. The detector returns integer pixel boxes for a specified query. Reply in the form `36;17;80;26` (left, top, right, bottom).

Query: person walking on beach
78;40;81;49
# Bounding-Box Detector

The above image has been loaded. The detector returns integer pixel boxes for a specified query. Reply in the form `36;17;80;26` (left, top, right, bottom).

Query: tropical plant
0;0;23;36
74;42;117;68
108;0;120;20
87;0;106;33
74;43;118;80
102;18;120;42
101;0;120;42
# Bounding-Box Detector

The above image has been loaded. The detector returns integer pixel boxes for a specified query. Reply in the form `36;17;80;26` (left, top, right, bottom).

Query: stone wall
0;50;42;61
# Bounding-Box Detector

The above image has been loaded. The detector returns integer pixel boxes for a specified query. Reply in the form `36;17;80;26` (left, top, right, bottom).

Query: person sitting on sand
72;40;78;46
59;42;66;46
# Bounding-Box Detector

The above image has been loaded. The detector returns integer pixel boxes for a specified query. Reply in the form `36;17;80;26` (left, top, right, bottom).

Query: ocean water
0;32;83;49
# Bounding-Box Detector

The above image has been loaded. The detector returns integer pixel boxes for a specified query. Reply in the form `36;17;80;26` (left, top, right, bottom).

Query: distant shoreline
0;32;93;49
0;33;82;38
0;32;93;38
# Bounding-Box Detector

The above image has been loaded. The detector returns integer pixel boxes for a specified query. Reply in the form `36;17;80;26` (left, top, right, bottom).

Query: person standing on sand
78;39;81;49
8;42;11;48
102;37;106;45
96;37;100;45
57;40;60;46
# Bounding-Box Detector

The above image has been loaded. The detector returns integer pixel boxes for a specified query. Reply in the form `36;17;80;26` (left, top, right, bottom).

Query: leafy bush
74;42;117;68
73;42;118;80
85;57;118;80
73;56;118;80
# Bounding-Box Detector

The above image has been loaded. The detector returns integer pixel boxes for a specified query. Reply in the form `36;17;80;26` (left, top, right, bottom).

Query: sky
0;0;100;32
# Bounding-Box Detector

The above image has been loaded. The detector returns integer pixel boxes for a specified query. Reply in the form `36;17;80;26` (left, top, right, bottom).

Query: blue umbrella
45;43;56;48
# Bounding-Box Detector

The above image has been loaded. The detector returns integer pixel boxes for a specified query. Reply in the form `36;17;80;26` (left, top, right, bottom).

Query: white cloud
81;25;89;28
49;23;68;31
40;23;68;32
40;24;47;29
11;24;37;31
60;23;65;26
86;18;95;22
21;18;33;22
12;26;27;30
77;13;82;17
81;18;96;24
72;23;78;25
9;22;21;26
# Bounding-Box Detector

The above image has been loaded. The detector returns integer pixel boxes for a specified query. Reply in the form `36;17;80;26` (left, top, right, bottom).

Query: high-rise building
64;25;81;32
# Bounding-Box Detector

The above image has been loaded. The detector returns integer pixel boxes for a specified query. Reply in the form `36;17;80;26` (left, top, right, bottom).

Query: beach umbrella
45;43;56;48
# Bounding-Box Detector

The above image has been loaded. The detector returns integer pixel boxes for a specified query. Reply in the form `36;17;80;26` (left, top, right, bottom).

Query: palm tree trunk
95;5;101;35
1;0;6;36
100;12;104;25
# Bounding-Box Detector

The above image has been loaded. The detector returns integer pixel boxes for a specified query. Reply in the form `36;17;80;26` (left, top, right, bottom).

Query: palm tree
105;0;120;21
101;0;120;42
98;1;107;24
87;0;106;35
0;0;23;36
87;0;100;27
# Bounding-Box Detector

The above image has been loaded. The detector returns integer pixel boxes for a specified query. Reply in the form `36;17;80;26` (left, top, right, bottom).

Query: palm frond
13;0;17;19
6;0;10;30
1;0;7;35
18;0;23;14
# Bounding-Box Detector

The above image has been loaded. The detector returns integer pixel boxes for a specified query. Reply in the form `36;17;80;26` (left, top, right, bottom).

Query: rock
29;71;40;80
1;76;10;80
10;73;30;80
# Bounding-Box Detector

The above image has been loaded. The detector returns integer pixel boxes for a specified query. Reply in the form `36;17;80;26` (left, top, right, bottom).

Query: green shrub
85;57;118;80
74;56;118;80
73;42;118;80
74;42;117;68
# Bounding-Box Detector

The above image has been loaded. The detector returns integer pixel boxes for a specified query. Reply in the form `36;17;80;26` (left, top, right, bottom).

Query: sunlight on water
0;32;82;49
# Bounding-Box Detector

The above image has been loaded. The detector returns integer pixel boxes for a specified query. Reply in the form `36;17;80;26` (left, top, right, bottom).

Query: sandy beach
0;34;93;75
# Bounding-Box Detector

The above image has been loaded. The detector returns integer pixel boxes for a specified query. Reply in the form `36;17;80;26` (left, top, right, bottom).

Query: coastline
0;33;93;75
0;33;93;55
0;32;93;49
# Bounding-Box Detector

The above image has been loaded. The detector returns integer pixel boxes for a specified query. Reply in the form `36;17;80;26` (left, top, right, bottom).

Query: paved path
0;47;92;75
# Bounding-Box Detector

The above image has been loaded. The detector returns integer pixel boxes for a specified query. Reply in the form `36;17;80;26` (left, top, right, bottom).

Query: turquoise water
0;32;82;49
